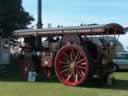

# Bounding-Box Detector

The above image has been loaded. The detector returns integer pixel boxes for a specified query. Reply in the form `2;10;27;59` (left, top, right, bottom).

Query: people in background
28;64;37;82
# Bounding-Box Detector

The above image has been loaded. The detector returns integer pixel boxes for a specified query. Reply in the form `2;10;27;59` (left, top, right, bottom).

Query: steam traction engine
14;23;124;86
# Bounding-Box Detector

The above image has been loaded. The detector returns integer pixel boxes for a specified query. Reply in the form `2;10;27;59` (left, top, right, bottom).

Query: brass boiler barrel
14;23;124;37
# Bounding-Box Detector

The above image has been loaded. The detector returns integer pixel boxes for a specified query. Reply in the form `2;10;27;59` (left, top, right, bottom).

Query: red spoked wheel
54;44;89;86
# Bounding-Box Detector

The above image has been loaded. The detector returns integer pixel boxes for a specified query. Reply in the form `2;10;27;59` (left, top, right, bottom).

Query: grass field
0;72;128;96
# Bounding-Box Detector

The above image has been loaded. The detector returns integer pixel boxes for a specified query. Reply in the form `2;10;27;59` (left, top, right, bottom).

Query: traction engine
14;23;124;86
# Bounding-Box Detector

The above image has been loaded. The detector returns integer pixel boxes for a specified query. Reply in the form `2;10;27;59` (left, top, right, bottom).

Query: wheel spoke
62;64;70;69
77;58;85;64
74;50;80;61
72;49;76;58
61;61;69;65
75;73;78;82
66;72;72;81
79;63;87;67
78;66;87;70
80;70;85;76
80;62;87;65
76;52;81;61
64;52;71;60
64;56;71;63
78;70;83;78
72;70;76;82
70;48;74;61
61;68;70;74
65;70;71;76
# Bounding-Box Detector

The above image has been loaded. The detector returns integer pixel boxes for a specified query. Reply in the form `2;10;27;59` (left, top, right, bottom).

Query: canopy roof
14;23;124;37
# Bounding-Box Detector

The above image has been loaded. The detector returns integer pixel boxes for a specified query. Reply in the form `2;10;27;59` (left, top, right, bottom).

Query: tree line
0;0;34;37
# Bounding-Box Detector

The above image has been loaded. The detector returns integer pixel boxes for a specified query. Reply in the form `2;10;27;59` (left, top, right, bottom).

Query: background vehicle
112;51;128;71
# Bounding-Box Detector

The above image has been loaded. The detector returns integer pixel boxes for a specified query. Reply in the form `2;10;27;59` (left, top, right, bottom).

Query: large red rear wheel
55;44;89;86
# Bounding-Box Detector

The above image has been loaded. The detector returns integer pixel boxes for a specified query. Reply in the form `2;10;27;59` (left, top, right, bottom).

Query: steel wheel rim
55;44;89;86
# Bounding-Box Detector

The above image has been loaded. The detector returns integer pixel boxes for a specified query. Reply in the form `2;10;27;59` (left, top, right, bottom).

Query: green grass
0;72;128;96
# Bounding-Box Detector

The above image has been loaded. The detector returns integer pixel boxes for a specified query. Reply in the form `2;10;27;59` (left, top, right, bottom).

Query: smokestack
37;0;42;28
35;0;42;51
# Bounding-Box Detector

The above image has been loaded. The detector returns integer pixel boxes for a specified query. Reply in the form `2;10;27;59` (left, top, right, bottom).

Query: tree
0;0;34;37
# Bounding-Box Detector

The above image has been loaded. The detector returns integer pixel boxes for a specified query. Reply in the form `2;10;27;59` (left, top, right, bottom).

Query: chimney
37;0;42;28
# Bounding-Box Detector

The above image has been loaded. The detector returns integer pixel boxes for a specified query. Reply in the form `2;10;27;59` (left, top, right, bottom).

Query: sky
22;0;128;27
22;0;128;50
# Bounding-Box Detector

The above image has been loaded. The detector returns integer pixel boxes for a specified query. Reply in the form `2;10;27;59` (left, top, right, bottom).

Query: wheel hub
70;61;76;69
